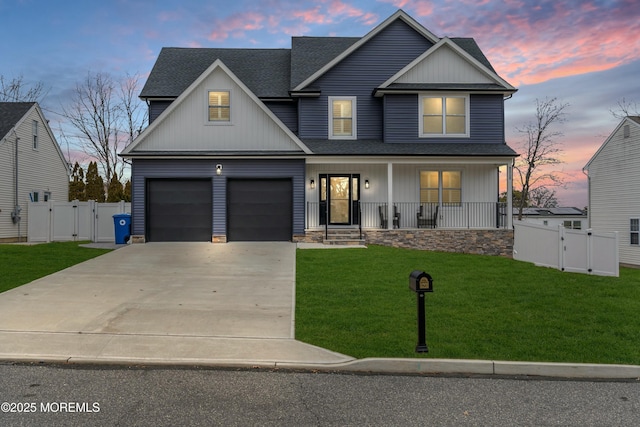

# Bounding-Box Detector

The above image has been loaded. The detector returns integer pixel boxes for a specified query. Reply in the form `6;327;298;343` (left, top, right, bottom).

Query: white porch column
387;162;393;230
507;163;513;229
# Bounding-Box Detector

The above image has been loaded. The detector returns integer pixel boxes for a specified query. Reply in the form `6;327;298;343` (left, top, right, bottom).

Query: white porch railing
306;202;508;229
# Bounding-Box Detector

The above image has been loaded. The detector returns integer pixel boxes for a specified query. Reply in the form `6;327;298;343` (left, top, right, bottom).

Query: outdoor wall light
365;179;370;189
310;179;316;189
216;164;223;175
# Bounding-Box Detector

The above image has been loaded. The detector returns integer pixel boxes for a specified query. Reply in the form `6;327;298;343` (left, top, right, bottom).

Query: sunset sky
2;0;639;207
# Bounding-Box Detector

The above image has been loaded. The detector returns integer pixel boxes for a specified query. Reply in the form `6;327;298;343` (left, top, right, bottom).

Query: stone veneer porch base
295;229;514;257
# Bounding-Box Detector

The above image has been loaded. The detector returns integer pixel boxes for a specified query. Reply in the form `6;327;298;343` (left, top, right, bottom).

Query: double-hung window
420;171;461;204
208;91;230;122
631;218;639;245
420;95;469;137
329;97;356;139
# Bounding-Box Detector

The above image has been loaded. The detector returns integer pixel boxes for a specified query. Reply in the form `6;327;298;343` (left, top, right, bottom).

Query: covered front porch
304;158;513;230
300;158;514;255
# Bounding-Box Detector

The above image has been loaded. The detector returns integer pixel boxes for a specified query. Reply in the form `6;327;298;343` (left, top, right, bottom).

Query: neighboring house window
329;97;356;139
32;120;38;149
208;91;230;122
631;218;639;245
420;171;461;204
564;220;582;230
31;191;39;202
420;95;469;137
623;124;630;138
43;191;51;202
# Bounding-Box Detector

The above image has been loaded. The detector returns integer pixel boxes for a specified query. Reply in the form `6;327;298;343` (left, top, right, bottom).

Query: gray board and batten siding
131;159;305;241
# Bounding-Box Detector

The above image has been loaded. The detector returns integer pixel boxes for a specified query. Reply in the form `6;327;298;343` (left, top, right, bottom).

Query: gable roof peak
291;9;439;92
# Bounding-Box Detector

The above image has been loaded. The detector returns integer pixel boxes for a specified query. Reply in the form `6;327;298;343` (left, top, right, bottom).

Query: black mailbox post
409;270;433;353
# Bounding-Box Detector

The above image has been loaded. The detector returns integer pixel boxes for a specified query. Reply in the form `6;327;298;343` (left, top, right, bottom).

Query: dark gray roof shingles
140;48;291;99
301;139;518;156
0;102;35;140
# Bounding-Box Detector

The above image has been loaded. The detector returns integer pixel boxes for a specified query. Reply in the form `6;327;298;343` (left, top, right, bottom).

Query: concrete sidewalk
0;242;638;379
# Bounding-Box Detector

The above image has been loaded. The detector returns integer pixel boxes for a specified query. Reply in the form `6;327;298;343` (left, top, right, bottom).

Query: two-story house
0;102;69;242
584;116;640;266
121;10;517;255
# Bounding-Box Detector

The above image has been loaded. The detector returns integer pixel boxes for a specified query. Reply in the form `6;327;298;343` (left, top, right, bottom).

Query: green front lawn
295;245;640;365
0;242;112;293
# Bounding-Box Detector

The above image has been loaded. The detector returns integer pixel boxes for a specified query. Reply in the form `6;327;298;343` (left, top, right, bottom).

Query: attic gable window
208;90;230;122
329;97;357;139
419;95;469;138
32;120;39;150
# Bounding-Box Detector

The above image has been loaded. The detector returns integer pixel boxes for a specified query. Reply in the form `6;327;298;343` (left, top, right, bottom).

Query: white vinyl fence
513;221;619;277
28;200;131;243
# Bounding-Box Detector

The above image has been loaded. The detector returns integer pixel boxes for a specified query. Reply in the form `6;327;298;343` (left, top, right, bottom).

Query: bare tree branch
514;97;569;220
0;74;46;102
610;97;640;119
61;71;146;182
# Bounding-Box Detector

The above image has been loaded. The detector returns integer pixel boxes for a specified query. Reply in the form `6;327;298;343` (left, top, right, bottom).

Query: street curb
3;355;639;380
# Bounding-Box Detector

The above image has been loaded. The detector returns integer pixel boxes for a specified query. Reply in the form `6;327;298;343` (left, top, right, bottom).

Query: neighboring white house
584;116;640;266
514;207;587;230
0;102;69;242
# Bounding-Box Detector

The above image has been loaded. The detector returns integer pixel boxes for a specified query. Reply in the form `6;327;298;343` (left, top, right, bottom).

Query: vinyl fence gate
28;200;131;243
513;221;619;277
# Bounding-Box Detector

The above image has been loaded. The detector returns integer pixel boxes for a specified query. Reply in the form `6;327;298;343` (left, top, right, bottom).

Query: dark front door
227;178;293;241
146;179;213;242
319;174;360;226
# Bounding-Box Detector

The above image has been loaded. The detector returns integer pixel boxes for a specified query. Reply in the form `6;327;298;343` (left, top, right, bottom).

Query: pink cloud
395;0;640;87
207;11;266;42
292;6;331;24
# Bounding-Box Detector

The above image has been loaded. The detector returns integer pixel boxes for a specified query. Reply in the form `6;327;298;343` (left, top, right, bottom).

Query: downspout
11;129;22;240
582;167;590;228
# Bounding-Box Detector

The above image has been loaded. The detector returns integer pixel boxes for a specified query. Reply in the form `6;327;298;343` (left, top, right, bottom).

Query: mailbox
409;270;433;293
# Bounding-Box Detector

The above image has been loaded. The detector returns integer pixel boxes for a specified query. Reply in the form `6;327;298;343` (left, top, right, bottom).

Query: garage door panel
147;179;212;242
228;179;292;242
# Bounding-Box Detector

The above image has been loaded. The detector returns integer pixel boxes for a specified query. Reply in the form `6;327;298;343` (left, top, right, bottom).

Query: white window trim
419;93;470;138
205;89;233;126
631;218;639;246
328;96;357;140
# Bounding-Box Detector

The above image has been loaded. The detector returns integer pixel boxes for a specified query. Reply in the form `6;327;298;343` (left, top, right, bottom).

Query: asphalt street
0;364;638;426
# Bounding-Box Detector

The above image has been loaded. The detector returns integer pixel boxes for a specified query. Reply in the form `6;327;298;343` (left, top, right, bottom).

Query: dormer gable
375;37;516;96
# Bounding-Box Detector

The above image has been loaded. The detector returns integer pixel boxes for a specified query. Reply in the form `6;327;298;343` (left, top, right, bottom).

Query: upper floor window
631;218;639;245
420;95;469;137
420;170;461;204
208;91;230;122
329;97;356;139
32;120;39;150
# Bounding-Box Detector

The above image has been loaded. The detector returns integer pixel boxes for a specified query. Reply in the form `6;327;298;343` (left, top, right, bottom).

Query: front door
319;174;360;225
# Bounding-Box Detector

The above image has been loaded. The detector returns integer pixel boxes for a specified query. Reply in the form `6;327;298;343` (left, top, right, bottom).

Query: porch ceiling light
216;164;223;175
365;179;370;189
310;179;315;189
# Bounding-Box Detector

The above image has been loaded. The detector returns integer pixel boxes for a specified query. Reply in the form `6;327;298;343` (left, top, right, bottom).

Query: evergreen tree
68;162;86;201
123;180;132;202
85;161;105;202
107;173;124;202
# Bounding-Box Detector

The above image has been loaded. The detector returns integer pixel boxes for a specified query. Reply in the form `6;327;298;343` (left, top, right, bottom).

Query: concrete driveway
0;242;352;367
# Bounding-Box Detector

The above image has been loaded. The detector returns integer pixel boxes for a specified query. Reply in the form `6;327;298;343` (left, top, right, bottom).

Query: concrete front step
323;239;366;246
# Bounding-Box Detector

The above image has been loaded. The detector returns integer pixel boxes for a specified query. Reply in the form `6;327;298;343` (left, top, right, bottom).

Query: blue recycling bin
113;213;131;244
